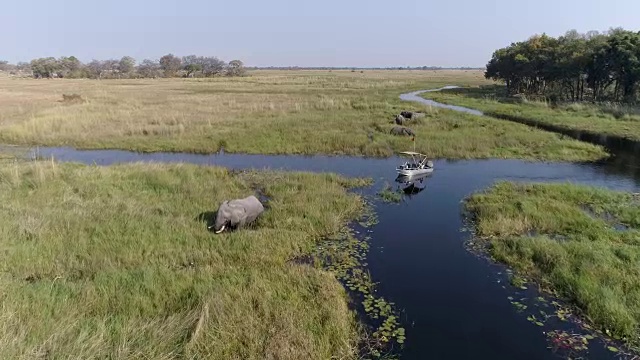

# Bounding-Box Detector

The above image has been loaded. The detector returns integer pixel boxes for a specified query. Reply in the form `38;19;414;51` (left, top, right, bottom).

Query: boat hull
396;167;434;176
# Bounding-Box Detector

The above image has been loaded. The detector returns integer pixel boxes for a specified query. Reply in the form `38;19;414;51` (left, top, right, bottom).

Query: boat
395;172;432;187
396;151;434;176
396;173;429;194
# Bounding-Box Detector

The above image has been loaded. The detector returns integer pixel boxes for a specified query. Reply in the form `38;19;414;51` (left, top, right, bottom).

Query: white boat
395;172;431;197
396;151;434;176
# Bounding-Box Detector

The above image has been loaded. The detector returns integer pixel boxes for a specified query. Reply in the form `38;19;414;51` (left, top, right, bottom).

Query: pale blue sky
1;0;638;67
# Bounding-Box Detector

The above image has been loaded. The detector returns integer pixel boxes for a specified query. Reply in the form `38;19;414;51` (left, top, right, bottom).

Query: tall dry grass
0;70;607;160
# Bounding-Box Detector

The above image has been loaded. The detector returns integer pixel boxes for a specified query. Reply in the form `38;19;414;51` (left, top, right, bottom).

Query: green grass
0;71;608;161
0;158;371;359
377;183;403;203
423;86;640;143
466;182;640;347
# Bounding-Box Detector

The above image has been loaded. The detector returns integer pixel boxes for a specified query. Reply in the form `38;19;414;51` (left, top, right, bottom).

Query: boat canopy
399;151;428;157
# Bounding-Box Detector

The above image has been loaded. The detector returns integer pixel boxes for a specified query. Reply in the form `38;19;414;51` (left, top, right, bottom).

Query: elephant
400;111;425;120
390;126;415;136
394;114;407;125
209;195;265;234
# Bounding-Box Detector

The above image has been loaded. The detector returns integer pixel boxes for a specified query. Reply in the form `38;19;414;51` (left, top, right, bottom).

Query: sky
1;0;639;68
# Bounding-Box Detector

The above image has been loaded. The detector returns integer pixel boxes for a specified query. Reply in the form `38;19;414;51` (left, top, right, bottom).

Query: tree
0;60;12;71
184;63;202;77
182;55;202;77
58;56;82;78
14;54;246;80
16;62;30;71
101;59;120;78
605;30;640;101
584;33;612;101
137;59;162;78
484;28;640;103
226;60;246;77
86;60;105;79
182;55;198;66
118;56;136;75
201;56;226;77
159;54;181;77
30;57;61;78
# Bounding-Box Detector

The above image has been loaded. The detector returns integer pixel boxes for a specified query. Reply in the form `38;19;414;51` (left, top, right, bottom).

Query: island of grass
422;86;640;145
0;158;375;359
465;181;640;350
0;71;607;162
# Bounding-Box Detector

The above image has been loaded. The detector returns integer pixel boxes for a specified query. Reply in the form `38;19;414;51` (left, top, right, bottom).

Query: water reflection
395;173;431;198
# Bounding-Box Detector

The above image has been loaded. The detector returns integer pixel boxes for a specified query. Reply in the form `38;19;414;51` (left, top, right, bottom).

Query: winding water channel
13;88;640;359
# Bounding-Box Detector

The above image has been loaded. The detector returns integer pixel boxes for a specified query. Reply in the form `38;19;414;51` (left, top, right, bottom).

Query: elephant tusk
214;225;226;234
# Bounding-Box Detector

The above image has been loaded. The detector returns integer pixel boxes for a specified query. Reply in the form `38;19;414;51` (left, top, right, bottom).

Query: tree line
247;66;481;70
0;54;246;79
485;28;640;103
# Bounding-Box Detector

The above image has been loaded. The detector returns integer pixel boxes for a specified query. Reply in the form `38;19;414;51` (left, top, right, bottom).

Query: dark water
24;146;640;360
400;86;484;116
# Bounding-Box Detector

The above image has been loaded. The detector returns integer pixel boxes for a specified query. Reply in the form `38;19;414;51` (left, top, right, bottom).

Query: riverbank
0;72;607;161
465;181;640;352
422;86;640;146
0;158;371;359
3;146;640;359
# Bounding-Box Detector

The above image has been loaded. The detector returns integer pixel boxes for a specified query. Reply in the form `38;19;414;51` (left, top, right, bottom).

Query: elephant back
242;195;265;211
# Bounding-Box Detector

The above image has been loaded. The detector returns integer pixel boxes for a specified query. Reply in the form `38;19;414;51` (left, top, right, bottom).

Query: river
12;88;640;359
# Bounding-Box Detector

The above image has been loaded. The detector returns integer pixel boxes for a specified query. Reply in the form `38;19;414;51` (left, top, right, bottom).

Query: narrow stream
405;86;640;155
400;86;483;116
8;88;640;359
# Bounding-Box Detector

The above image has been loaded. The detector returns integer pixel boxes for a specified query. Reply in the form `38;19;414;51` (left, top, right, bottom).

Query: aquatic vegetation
309;207;405;358
377;182;403;203
546;331;590;354
466;181;640;352
502;273;634;358
509;274;528;290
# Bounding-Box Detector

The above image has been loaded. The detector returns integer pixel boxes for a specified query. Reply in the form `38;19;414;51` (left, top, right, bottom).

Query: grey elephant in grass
394;114;406;125
390;126;415;136
209;195;265;234
400;111;425;120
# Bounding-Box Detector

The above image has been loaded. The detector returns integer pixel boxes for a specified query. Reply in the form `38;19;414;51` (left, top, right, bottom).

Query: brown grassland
0;70;605;161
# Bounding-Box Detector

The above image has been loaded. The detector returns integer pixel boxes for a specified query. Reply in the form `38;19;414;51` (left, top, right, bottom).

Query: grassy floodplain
466;182;640;349
0;70;606;161
0;157;374;359
423;86;640;143
0;70;625;358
